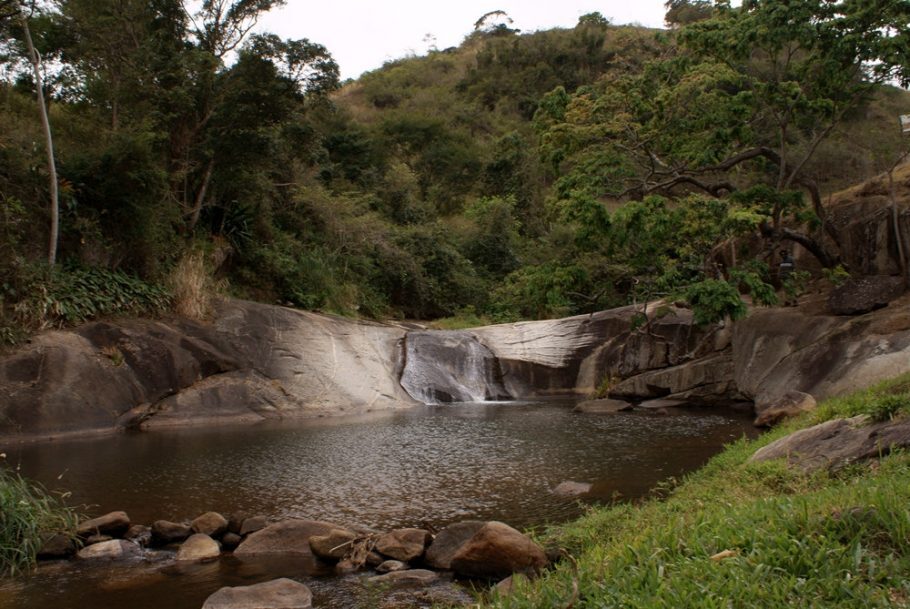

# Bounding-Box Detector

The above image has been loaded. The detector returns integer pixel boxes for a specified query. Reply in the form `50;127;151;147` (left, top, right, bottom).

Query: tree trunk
21;11;59;266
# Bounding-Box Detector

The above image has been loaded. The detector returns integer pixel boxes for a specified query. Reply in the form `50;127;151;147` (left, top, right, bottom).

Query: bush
0;467;79;575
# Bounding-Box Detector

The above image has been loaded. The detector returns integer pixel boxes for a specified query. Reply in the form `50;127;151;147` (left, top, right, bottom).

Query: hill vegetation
0;1;908;343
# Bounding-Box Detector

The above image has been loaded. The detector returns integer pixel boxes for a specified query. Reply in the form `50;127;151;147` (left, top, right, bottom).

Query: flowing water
0;400;758;609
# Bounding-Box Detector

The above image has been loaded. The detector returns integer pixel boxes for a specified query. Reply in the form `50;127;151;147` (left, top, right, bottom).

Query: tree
7;2;60;265
664;0;713;27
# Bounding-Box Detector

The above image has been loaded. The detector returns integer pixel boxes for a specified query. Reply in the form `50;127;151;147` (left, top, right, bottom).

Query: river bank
483;373;910;608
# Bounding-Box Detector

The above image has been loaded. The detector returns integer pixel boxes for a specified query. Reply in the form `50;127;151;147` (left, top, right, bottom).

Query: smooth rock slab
450;521;548;579
750;415;910;472
366;569;439;587
572;398;633;414
425;521;485;570
202;578;312;609
234;520;338;557
176;534;221;562
76;539;141;561
552;481;592;497
374;528;431;562
76;511;130;538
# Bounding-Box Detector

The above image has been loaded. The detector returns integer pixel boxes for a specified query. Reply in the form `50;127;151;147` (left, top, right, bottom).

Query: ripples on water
1;400;758;609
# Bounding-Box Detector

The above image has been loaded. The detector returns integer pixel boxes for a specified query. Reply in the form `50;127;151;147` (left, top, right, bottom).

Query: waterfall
399;331;511;404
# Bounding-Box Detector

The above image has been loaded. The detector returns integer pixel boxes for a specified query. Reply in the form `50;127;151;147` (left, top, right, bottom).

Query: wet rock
828;275;906;315
309;528;358;561
176;534;221;562
367;569;439;587
638;398;687;409
750;415;910;472
375;528;431;562
193;511;229;537
221;533;242;551
552;481;592;497
124;524;152;547
234;519;339;557
753;390;816;427
76;539;142;561
335;558;360;575
85;534;113;545
611;353;738;405
37;534;76;559
450;521;548;579
376;560;409;573
202;578;312;609
227;512;248;535
366;552;385;568
572;398;633;414
239;516;268;536
424;521;485;570
76;511;130;538
151;520;192;545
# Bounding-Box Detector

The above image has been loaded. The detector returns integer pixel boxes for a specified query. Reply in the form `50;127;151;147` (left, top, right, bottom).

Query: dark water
0;400;758;609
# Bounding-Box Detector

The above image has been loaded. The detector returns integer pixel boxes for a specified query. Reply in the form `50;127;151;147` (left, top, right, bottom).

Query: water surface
1;400;758;609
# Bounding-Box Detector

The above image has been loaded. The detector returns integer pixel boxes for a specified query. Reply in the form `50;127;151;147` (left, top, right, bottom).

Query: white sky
257;1;669;81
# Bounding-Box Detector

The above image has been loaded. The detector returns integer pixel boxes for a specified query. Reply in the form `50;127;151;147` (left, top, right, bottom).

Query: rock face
202;578;312;609
0;299;415;440
750;416;910;472
449;521;548;579
234;520;338;557
828;275;906;315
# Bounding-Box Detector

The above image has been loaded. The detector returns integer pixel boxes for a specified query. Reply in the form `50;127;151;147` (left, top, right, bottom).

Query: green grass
0;466;79;576
486;373;910;608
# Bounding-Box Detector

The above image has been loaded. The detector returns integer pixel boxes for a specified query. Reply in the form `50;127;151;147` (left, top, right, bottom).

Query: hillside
1;2;909;344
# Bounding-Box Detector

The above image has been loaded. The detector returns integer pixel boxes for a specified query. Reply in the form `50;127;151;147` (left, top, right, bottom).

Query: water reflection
4;401;757;530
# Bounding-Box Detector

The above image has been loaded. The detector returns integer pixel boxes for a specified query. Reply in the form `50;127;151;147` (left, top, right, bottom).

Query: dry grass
168;250;215;321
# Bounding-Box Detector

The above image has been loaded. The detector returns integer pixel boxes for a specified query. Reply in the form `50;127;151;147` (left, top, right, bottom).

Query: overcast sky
256;1;670;81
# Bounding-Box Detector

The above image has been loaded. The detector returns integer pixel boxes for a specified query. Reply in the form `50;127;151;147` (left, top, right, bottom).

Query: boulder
425;521;485;570
308;528;358;561
450;521;548;579
124;524;152;547
227;512;248;535
76;511;130;538
85;534;113;545
221;533;242;551
376;560;409;573
176;534;221;562
202;578;312;609
234;520;338;557
151;520;192;545
495;573;529;597
76;539;141;561
552;481;592;497
572;398;632;414
828;276;906;316
374;528;431;562
192;512;229;537
750;415;910;472
37;534;76;559
366;569;439;587
239;515;268;536
753;390;817;427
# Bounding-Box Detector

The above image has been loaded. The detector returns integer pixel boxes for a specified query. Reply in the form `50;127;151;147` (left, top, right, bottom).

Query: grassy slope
487;373;910;608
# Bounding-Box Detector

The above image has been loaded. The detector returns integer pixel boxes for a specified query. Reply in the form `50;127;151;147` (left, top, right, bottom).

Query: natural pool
0;399;758;609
